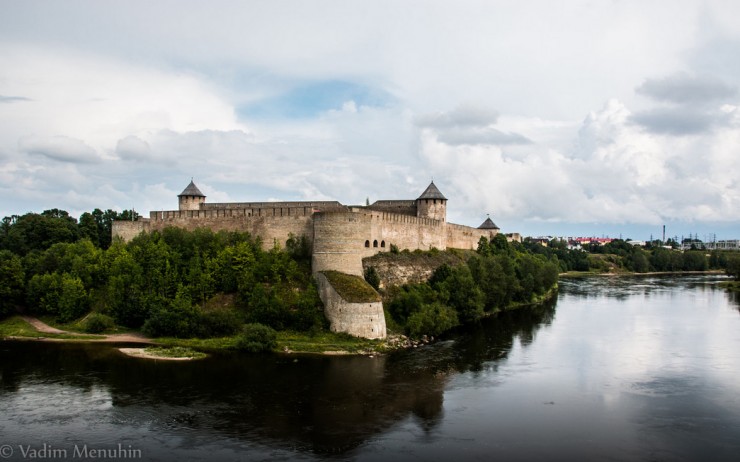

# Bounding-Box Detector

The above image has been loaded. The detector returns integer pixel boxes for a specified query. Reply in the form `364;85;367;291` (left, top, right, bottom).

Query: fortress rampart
112;180;512;339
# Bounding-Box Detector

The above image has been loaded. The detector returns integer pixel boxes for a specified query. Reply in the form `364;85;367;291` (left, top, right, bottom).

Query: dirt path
20;316;67;334
18;316;154;344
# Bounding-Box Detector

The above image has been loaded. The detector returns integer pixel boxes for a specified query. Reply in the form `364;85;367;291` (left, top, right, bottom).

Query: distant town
527;236;740;252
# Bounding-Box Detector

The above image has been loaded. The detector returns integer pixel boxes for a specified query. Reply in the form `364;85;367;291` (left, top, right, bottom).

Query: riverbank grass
154;329;388;354
144;346;207;359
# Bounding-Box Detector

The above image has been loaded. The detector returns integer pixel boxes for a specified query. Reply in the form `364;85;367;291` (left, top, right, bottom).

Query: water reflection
0;299;557;457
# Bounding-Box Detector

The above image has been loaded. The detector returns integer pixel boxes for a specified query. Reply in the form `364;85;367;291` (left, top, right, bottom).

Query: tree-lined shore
1;209;737;355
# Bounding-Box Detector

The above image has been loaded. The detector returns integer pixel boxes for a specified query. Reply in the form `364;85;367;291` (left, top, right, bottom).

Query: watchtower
416;181;447;222
178;180;206;211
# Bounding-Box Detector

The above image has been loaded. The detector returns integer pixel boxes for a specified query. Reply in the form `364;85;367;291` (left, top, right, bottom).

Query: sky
1;0;739;242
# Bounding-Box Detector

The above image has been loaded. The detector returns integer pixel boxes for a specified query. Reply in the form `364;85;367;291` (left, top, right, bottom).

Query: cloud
19;135;101;163
116;136;152;161
416;105;499;129
417;105;530;146
0;95;31;103
419;99;739;231
1;2;739;238
631;72;738;136
636;73;737;105
629;108;728;136
436;127;531;146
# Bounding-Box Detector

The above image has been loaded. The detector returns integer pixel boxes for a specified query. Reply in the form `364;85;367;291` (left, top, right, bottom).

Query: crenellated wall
446;222;498;250
139;209;313;250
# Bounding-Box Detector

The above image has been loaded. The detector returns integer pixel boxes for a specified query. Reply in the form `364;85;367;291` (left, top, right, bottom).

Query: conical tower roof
178;180;205;197
478;217;500;229
417;181;447;200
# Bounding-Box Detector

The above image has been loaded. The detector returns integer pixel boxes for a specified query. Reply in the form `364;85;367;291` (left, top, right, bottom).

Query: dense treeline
521;238;737;274
0;211;324;337
379;234;559;338
1;208;138;254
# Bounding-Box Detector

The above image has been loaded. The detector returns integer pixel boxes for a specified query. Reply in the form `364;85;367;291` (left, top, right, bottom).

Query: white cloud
19;135;100;163
115;136;152;162
0;1;738;238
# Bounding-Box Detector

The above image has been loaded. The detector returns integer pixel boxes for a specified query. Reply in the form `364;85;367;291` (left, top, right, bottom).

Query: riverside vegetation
1;209;738;354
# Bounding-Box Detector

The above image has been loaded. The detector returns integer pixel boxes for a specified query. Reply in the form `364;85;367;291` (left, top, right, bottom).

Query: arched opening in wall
365;240;370;248
381;240;385;248
373;240;378;248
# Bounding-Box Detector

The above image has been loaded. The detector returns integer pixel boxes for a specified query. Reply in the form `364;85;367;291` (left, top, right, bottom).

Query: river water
1;275;739;461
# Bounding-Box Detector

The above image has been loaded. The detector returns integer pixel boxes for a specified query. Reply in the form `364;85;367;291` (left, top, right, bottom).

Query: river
1;275;739;461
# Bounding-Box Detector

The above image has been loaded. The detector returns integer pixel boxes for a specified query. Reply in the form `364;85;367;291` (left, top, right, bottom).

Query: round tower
416;181;447;222
178;179;206;211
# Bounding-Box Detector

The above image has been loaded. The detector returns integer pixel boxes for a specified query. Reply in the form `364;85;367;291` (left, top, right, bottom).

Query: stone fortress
113;180;518;339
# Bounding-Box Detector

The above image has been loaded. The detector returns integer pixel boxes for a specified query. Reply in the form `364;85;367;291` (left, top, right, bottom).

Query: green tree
627;249;650;273
726;255;740;281
56;274;89;322
0;250;24;318
78;212;100;247
4;212;79;255
440;265;484;323
364;266;381;291
26;272;88;322
406;302;459;338
682;251;708;271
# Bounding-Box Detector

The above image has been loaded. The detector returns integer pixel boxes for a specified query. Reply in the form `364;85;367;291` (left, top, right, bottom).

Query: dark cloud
629;108;727;135
437;127;531;146
417;105;529;146
0;95;31;103
416;105;499;129
636;73;736;105
19;135;101;163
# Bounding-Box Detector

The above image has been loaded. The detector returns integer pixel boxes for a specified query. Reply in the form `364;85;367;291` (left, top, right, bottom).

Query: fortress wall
312;210;450;276
142;210;313;250
366;200;417;216
315;272;386;339
373;213;446;251
312;212;372;276
111;219;150;242
446;223;498;250
203;201;344;211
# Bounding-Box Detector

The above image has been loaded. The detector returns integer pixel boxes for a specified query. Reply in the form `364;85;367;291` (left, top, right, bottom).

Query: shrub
196;309;243;337
236;323;277;353
727;255;740;281
363;266;381;291
27;272;89;322
83;313;115;333
406;302;459;338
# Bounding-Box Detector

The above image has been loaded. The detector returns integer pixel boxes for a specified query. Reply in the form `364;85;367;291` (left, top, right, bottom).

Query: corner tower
416;181;447;222
178;180;206;211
